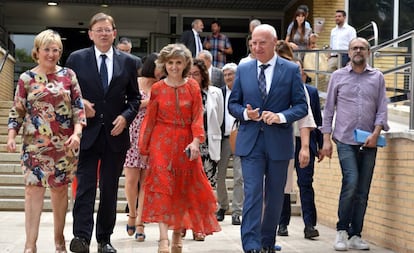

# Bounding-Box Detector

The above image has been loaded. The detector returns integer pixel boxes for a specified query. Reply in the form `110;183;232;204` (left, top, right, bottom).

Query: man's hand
246;104;262;121
261;111;281;125
321;134;333;159
82;99;96;118
111;115;127;136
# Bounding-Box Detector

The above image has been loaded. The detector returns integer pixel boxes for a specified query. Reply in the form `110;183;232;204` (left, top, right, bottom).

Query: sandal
171;231;183;253
158;239;170;253
135;224;146;242
126;215;136;236
193;232;206;241
180;228;186;238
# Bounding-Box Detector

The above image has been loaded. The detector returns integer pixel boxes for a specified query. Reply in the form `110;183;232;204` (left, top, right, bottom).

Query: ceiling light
47;2;58;6
101;4;109;8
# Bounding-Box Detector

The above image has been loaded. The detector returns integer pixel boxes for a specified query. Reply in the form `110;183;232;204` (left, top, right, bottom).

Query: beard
351;54;366;66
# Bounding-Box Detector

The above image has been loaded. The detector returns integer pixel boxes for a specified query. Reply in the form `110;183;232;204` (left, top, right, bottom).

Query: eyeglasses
91;28;114;34
41;48;61;54
351;46;368;52
188;71;201;77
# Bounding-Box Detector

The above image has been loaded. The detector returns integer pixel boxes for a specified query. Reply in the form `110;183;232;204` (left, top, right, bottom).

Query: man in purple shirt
320;37;389;251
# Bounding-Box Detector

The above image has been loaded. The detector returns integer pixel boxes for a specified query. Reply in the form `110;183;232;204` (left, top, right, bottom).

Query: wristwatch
76;132;82;138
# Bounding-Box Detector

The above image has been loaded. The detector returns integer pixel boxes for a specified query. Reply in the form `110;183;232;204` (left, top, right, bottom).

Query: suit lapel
109;48;120;93
267;57;283;99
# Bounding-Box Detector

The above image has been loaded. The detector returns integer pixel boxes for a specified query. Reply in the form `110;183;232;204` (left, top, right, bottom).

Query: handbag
229;120;239;154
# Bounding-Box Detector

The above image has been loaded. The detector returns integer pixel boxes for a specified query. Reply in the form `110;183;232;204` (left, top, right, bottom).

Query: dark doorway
48;27;91;65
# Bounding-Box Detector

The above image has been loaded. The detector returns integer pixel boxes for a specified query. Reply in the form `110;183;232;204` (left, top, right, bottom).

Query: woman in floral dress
123;52;163;241
7;29;86;253
139;43;220;253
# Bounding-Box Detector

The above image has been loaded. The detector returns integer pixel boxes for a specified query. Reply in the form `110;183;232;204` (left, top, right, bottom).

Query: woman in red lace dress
139;43;220;253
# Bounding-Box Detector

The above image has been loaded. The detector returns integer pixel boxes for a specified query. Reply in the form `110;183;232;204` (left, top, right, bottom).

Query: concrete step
0;101;13;109
0;198;129;212
0;152;21;163
0;164;21;174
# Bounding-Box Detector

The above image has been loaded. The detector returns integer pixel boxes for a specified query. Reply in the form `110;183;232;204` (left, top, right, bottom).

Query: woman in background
187;58;223;241
124;52;163;242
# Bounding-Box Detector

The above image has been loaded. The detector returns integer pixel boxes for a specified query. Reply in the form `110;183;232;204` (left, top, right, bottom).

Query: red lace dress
139;78;221;235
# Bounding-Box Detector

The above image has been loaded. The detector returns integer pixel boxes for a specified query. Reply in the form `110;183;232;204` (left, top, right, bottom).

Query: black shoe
277;224;288;236
245;250;261;253
262;246;276;253
216;208;226;221
70;237;89;253
304;225;320;239
231;215;241;225
98;242;117;253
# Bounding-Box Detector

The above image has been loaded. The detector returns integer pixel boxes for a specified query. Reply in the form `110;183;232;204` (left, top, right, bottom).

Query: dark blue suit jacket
180;30;197;57
66;47;140;152
228;57;308;160
305;84;323;157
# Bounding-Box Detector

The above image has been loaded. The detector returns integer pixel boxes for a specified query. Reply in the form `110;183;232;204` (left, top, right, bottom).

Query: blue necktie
100;54;108;93
259;64;270;99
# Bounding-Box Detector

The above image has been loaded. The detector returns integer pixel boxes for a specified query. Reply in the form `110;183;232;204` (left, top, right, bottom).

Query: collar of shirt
94;46;114;63
345;63;374;73
257;54;277;92
192;29;199;36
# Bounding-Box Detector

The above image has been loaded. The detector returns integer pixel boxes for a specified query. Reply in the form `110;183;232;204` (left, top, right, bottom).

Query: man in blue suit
66;13;140;253
228;24;308;253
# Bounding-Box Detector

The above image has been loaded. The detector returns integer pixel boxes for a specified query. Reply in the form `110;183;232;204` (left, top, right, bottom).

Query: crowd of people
7;6;388;253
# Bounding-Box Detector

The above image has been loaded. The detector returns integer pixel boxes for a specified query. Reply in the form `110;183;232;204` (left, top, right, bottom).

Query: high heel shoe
158;239;170;253
171;231;183;253
193;232;206;241
126;215;137;236
135;224;146;242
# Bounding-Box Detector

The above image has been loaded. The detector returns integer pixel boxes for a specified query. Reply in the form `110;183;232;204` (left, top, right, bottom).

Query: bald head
251;24;278;63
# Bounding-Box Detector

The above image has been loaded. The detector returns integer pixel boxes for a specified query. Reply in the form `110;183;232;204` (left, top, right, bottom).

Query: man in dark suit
228;24;308;253
197;50;225;87
179;19;204;57
66;13;140;253
277;61;323;240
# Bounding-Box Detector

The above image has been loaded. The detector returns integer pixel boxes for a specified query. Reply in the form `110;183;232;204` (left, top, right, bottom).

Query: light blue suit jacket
228;56;307;160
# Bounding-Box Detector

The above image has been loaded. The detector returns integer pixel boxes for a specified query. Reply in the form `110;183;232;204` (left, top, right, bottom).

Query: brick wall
313;133;414;253
0;48;16;100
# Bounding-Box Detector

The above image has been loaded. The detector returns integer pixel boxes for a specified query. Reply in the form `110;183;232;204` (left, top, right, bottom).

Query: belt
330;55;338;57
223;135;230;138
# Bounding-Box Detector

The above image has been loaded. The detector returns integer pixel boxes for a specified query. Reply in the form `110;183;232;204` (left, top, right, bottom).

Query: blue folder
353;129;386;147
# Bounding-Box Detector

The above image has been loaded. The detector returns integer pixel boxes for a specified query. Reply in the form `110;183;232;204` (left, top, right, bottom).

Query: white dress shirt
94;46;114;86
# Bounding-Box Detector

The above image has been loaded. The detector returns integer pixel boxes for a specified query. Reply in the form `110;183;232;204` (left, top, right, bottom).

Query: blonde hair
156;43;193;78
31;29;63;61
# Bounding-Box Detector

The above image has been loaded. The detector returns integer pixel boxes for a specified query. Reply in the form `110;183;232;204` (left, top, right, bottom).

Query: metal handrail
0;49;9;73
357;21;379;46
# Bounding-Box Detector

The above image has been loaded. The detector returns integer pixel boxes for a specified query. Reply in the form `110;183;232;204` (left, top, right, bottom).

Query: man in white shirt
328;10;357;71
216;63;244;225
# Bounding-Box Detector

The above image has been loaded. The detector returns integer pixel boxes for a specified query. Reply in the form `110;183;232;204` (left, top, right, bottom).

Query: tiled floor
0;211;395;253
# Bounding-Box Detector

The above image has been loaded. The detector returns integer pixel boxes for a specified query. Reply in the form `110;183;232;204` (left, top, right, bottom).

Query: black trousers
72;129;127;243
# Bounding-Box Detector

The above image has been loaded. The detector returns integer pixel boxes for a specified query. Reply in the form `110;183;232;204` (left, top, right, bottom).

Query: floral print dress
8;68;86;188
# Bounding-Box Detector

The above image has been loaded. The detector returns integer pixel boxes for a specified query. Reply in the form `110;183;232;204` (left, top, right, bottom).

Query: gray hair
250;19;261;28
222;63;237;73
198;50;213;61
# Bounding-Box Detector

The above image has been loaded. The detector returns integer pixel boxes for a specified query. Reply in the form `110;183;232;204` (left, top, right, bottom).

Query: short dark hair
141;52;159;78
211;20;221;27
336;10;346;17
192;58;210;89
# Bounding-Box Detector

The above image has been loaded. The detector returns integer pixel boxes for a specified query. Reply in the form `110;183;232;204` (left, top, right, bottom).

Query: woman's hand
186;140;201;161
64;133;81;149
